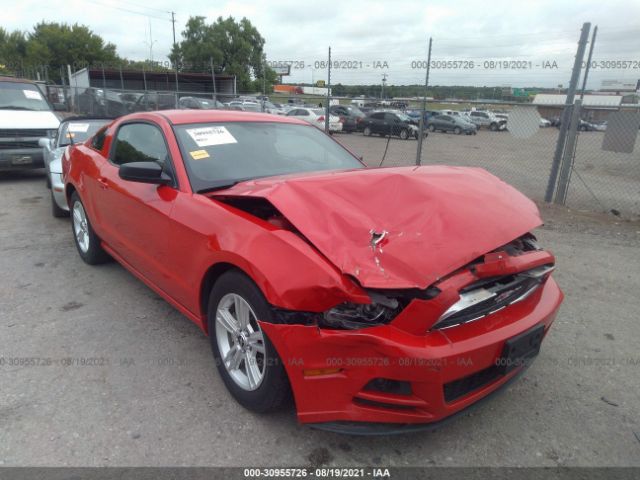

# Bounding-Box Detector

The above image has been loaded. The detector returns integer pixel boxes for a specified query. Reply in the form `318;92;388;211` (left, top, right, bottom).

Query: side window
112;123;168;167
299;110;309;116
385;113;398;122
91;126;107;151
371;113;384;120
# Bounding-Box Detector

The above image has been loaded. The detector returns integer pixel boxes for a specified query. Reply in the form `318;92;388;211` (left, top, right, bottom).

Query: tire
399;129;409;140
490;123;498;131
579;125;587;132
70;192;110;264
454;127;462;135
414;131;419;140
51;190;68;218
363;126;372;136
428;124;436;132
208;270;291;413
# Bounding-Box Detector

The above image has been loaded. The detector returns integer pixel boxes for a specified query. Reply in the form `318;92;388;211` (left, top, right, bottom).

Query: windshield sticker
186;126;237;147
23;89;42;100
189;149;210;160
68;123;90;133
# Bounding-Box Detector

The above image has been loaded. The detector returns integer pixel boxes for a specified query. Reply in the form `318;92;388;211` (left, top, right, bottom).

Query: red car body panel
63;110;564;428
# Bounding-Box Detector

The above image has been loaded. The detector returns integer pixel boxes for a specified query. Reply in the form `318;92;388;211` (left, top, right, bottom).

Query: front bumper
0;148;45;171
260;277;562;427
49;170;69;211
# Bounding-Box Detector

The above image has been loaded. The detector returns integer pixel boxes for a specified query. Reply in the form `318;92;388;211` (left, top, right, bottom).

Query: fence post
555;99;582;205
325;47;331;134
416;37;432;166
544;22;591;202
210;58;217;104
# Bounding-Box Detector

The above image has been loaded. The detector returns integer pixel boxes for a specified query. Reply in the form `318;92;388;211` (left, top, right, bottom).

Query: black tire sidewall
207;271;291;413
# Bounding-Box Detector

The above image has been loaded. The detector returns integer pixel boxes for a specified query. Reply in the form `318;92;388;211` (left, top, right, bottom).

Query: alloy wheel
215;293;266;391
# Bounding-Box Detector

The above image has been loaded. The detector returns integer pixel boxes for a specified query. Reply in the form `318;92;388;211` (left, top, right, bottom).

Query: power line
89;0;172;22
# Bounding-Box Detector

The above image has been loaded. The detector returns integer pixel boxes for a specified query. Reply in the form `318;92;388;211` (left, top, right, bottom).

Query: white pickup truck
0;76;61;171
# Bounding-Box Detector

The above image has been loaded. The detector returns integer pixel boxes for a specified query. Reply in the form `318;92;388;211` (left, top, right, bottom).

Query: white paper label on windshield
23;89;42;100
186;126;237;147
68;123;90;133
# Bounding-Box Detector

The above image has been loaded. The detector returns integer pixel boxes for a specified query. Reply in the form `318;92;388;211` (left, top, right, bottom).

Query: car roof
134;109;310;126
0;76;38;84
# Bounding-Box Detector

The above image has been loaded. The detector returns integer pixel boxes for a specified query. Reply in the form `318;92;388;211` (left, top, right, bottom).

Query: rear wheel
399;129;409;140
70;192;110;264
363;126;372;136
454;127;462;135
490;122;498;131
428;124;436;132
208;271;291;413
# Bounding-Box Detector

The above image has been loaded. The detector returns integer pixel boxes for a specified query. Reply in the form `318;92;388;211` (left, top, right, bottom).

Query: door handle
98;177;109;189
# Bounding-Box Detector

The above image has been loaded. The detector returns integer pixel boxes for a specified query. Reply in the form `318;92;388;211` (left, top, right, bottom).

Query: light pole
381;73;388;100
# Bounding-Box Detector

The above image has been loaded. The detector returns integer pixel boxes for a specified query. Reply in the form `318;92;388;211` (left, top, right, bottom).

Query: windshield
58;119;111;147
396;112;413;122
0;82;51;111
174;122;364;192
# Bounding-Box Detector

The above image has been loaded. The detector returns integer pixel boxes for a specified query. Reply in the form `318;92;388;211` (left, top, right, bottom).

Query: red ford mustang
63;109;563;434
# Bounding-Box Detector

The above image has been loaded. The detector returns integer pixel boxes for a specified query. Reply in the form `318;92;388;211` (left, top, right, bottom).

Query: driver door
95;122;178;290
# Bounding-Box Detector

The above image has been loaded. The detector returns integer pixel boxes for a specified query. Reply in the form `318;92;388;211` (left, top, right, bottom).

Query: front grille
432;264;553;330
0;129;50;138
443;365;501;403
0;140;40;149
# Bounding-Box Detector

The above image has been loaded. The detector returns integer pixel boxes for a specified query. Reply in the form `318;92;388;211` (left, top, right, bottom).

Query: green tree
170;16;276;92
0;22;118;82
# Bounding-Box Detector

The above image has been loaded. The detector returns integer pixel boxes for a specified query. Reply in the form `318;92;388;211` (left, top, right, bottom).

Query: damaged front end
258;232;562;428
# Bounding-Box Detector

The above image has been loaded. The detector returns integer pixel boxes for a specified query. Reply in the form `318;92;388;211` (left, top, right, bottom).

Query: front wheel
428;124;436;132
208;271;291;413
490;123;498;131
70;192;110;264
454;127;462;135
399;129;409;140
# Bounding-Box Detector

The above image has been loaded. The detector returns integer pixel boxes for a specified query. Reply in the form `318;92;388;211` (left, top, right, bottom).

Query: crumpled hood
213;166;542;289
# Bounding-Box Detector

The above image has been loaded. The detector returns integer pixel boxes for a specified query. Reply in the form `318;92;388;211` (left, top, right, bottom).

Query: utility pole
416;37;432;166
381;73;388;100
171;12;176;46
544;22;591;203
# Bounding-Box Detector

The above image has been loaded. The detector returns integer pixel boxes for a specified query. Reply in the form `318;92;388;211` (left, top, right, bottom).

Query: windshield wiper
197;180;242;194
0;106;40;111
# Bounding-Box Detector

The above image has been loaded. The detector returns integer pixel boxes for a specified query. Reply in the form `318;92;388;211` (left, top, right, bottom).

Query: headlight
321;293;401;329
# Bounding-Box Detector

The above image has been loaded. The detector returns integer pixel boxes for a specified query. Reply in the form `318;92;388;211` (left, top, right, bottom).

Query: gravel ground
1;170;639;467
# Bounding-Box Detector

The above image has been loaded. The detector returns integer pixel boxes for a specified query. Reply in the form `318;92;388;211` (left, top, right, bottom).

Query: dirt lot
335;128;640;219
1;170;639;467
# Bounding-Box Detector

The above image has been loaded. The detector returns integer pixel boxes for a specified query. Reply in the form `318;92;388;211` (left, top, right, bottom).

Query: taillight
317;115;325;122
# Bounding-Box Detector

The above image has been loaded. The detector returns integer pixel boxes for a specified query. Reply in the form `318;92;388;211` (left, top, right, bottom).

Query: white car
285;107;342;132
39;118;111;217
539;118;551;128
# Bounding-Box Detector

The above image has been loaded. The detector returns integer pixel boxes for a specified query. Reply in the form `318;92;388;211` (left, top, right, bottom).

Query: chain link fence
31;63;640;219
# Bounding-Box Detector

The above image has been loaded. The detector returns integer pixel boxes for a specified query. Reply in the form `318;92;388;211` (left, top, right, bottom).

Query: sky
3;0;640;89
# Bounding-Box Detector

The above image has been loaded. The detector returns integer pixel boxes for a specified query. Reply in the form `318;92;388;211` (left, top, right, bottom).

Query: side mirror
118;161;172;185
53;103;66;111
38;137;51;148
